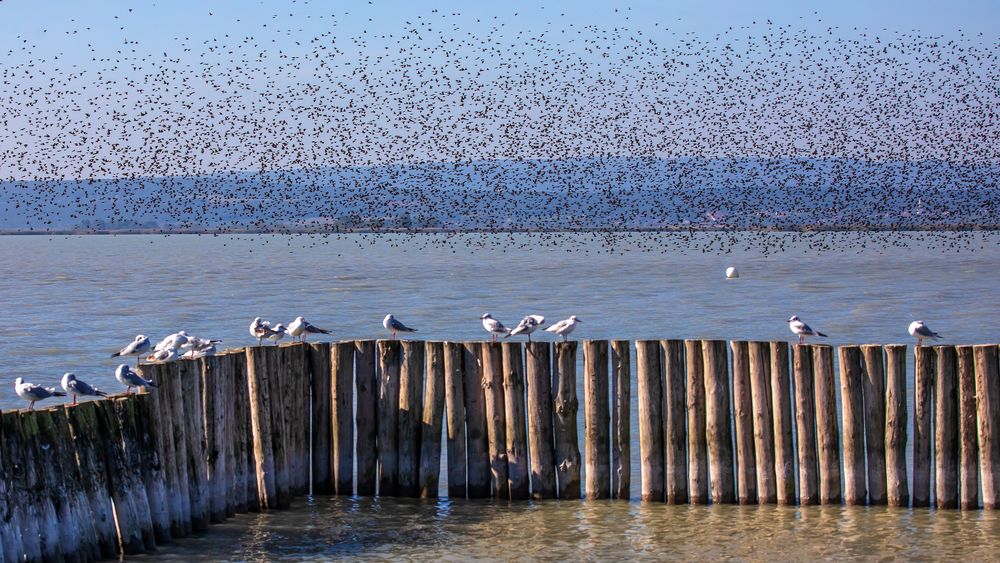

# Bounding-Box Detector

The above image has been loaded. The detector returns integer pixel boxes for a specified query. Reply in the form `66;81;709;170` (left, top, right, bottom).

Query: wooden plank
443;341;467;498
749;341;776;504
793;344;819;505
703;339;735;504
0;412;25;563
165;361;194;527
180;360;210;529
957;345;979;510
731;341;757;505
482;342;510;499
913;345;935;508
354;340;378;496
418;341;446;498
132;395;172;544
839;345;867;506
611;340;631;500
377;340;402;497
111;398;158;549
661;339;687;504
635;340;664;502
142;363;188;536
769;341;795;505
686;339;709;504
884;344;909;507
201;356;228;524
245;346;277;509
94;401;148;554
974;344;1000;509
308;342;333;495
33;409;85;559
398;340;425;498
935;345;959;509
502;342;530;500
812;345;841;505
553;341;582;499
584;340;611;500
18;410;65;560
333;341;356;496
463;342;491;499
861;344;888;506
525;341;556;500
2;411;43;561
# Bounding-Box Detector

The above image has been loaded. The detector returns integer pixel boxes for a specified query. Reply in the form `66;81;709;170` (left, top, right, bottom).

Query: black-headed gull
267;324;287;345
112;334;151;366
181;335;221;353
545;316;582;342
115;364;159;395
506;315;545;342
383;314;417;340
153;332;189;353
909;320;942;347
481;313;511;342
61;373;107;405
14;377;66;410
146;348;179;364
288;317;331;341
787;315;828;344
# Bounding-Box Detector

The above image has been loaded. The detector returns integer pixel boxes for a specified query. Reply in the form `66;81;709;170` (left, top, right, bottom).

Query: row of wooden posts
2;339;1000;561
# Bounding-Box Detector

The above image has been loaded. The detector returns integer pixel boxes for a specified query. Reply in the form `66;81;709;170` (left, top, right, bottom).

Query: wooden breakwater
1;340;1000;561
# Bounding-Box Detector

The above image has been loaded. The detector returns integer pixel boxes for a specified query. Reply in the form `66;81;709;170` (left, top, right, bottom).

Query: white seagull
14;377;66;410
481;313;511;342
287;317;331;342
61;373;107;405
153;331;189;353
181;345;217;360
181;335;221;353
111;335;151;366
146;348;179;364
909;320;942;347
267;324;287;345
787;315;828;344
115;364;159;395
545;316;582;342
383;314;417;339
506;315;545;342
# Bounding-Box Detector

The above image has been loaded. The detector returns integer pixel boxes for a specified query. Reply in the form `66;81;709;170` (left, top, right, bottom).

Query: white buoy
726;266;739;279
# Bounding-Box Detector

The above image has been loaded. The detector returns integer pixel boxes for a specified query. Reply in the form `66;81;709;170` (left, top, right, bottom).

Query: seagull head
294;316;305;322
913;320;925;325
385;314;394;321
135;334;147;341
481;313;493;320
570;315;581;322
14;377;23;387
115;364;130;377
62;372;76;384
787;315;800;323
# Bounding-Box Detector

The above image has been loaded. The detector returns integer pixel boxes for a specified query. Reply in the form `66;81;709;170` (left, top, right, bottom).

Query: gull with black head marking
112;334;150;367
507;314;545;342
61;373;107;405
909;320;942;347
481;313;510;342
384;314;417;340
14;377;66;410
787;315;828;344
115;364;159;395
545;315;582;342
288;317;331;342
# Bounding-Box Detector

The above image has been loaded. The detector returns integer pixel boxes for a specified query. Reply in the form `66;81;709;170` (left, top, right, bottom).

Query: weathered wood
17;411;64;560
913;345;935;508
482;342;510;499
180;359;210;529
584;340;611;500
525;341;557;500
398;340;425;498
703;339;735;504
635;340;664;502
35;408;91;560
839;345;867;506
201;356;228;524
377;340;402;497
2;411;43;562
246;346;277;509
957;346;979;510
308;342;333;495
283;344;310;497
812;345;841;505
355;340;378;496
94;400;148;554
0;411;26;563
502;342;530;500
935;345;959;509
748;341;776;504
611;340;631;500
553;341;582;499
165;361;194;528
217;352;239;517
769;341;795;505
443;341;467;498
332;341;356;496
231;350;258;512
730;341;757;505
685;339;709;504
793;344;818;505
112;398;158;549
462;342;491;498
974;344;1000;509
661;339;687;504
418;341;446;498
884;344;909;507
143;362;188;536
861;344;888;506
133;395;172;544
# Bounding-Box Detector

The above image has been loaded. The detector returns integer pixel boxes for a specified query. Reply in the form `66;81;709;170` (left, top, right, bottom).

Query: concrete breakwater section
1;340;998;561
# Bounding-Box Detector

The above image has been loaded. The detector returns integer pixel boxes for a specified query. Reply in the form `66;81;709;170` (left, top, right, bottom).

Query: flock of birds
12;311;941;410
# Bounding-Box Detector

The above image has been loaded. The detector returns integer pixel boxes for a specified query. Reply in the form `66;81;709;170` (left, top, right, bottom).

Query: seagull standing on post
506;315;545;342
481;313;511;342
115;364;159;395
112;335;150;367
909;320;942;347
287;317;331;342
545;316;582;342
383;314;417;339
14;378;66;410
61;373;107;405
787;315;828;344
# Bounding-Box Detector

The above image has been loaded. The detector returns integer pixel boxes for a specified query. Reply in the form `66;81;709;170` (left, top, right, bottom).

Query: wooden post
333;341;356;496
861;345;888;506
686;339;709;504
94;401;148;554
611;340;631;500
839;345;867;506
143;363;187;536
34;408;90;559
284;344;310;497
56;406;105;559
482;342;510;500
110;398;157;549
553;341;582;499
661;339;687;504
246;346;277;510
308;342;333;495
2;411;42;562
730;340;757;505
201;356;228;524
165;361;194;527
502;342;530;500
957;346;979;510
935;346;959;509
398;340;425;498
419;341;446;498
355;340;378;496
133;395;172;543
793;344;818;505
180;360;210;529
232;350;258;512
443;342;467;498
525;341;557;500
0;411;25;563
769;341;795;505
18;411;66;560
377;340;402;497
703;339;735;504
463;342;491;498
635;340;664;502
269;346;294;507
974;344;1000;509
749;341;776;504
216;353;239;517
884;344;909;507
584;340;611;500
913;345;935;508
812;345;841;505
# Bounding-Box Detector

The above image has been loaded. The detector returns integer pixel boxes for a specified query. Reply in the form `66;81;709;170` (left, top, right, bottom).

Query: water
3;232;1000;559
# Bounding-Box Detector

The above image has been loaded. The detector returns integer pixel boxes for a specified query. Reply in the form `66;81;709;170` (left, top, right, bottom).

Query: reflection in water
131;496;1000;561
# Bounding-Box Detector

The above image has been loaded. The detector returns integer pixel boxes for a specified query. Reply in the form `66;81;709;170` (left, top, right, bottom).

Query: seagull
146;348;179;363
909;320;942;347
181;345;217;359
267;323;287;345
111;335;151;366
14;377;66;410
506;314;545;342
788;315;828;344
250;317;269;345
153;331;189;353
383;314;417;339
61;373;107;405
481;313;511;342
115;364;159;395
544;316;582;342
181;335;221;353
287;317;331;342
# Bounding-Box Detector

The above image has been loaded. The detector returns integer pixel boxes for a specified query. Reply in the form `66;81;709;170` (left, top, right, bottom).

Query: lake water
3;232;1000;559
